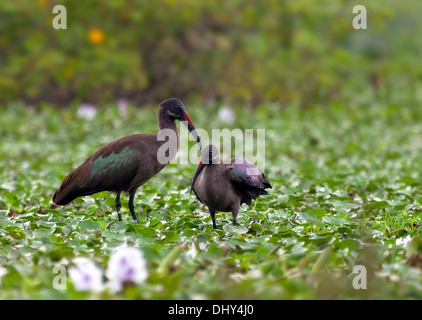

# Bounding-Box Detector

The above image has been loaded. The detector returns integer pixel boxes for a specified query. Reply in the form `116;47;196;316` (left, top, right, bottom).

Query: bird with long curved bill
191;144;271;229
53;98;202;222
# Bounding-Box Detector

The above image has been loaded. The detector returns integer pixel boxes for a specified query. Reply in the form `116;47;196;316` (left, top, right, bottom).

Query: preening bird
191;144;271;229
53;98;202;222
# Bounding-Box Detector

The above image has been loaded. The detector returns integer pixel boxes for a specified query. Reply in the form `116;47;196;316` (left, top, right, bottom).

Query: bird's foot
131;213;139;223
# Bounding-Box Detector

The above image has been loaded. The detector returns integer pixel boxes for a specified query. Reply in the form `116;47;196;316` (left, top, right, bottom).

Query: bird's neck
157;107;179;161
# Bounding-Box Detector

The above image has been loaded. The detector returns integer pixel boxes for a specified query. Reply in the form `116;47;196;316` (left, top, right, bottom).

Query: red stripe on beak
183;111;202;150
184;111;194;128
195;158;203;172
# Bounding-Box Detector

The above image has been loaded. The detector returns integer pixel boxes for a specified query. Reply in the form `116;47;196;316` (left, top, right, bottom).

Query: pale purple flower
69;259;103;292
106;247;148;292
218;106;235;125
396;235;412;246
77;103;97;120
118;99;128;116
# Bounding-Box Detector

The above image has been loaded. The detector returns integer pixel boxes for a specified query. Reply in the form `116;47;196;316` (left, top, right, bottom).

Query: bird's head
159;98;202;149
190;144;219;193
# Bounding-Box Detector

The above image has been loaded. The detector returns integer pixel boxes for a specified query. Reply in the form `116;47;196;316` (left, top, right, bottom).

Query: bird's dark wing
87;144;141;191
228;158;272;205
192;188;204;204
53;139;141;205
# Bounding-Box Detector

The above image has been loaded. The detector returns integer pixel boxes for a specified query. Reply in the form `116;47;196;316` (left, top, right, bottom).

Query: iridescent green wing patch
89;146;139;189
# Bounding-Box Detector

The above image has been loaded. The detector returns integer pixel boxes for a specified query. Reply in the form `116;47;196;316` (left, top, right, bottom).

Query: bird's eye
175;105;181;112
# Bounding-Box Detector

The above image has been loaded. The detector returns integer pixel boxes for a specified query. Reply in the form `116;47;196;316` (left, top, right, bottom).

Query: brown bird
191;144;271;229
53;98;202;222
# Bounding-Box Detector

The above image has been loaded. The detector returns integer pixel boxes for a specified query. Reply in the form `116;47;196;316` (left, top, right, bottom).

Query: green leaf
336;239;360;251
79;220;102;230
160;231;180;242
33;228;54;238
37;221;56;229
128;225;157;238
252;223;263;233
297;212;324;227
322;215;345;226
308;208;327;218
223;225;248;235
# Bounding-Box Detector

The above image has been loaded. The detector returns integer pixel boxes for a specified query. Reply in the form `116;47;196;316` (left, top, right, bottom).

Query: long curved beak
182;111;202;150
190;159;206;194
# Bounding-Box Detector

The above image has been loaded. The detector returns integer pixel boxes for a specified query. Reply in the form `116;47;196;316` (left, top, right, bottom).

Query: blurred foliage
0;0;421;106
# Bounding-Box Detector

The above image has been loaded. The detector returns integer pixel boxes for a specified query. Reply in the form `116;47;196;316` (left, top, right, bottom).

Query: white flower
106;247;148;292
186;242;207;260
185;243;198;259
77;103;97;121
396;235;412;246
218;106;235;125
69;259;103;292
0;266;7;284
198;242;207;251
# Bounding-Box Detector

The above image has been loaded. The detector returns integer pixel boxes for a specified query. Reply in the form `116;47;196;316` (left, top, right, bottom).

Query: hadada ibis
191;144;271;229
53;98;202;222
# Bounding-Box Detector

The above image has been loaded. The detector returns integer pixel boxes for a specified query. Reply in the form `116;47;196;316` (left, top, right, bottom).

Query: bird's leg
210;210;217;229
128;190;139;223
231;208;239;227
115;192;122;222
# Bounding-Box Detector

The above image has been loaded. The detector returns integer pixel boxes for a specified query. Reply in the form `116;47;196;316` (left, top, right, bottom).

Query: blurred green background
1;0;421;107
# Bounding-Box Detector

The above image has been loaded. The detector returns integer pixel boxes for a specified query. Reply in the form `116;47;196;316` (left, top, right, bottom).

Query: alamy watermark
157;122;267;172
352;265;367;290
352;5;367;30
53;263;369;291
52;4;368;31
52;265;67;290
52;5;67;30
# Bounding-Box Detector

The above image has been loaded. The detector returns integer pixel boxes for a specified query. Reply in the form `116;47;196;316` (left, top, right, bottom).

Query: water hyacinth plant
2;100;422;299
117;99;128;116
396;235;412;246
68;247;148;293
106;247;149;292
218;106;235;125
77;103;97;121
69;259;103;292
